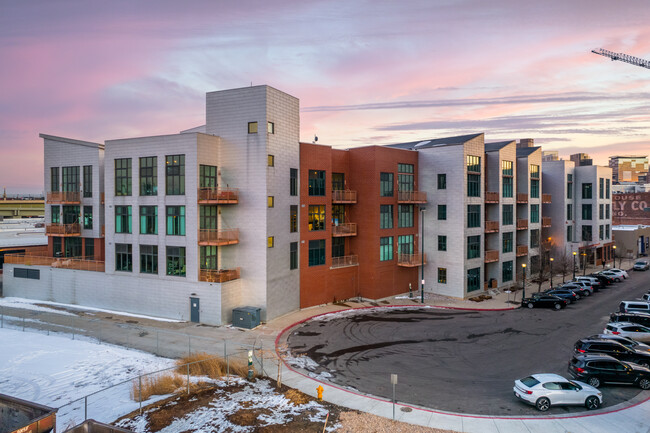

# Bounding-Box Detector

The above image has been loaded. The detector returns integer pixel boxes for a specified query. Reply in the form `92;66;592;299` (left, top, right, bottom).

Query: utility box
232;306;261;329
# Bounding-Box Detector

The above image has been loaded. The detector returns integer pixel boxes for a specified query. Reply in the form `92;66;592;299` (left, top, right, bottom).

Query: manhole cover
400;407;412;412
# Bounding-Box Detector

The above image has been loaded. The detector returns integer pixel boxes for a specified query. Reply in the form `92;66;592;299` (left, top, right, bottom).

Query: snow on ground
0;327;175;430
0;297;77;316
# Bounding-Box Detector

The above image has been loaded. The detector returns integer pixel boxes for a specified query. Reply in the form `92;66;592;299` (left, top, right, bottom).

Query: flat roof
0;219;46;248
387;133;484;150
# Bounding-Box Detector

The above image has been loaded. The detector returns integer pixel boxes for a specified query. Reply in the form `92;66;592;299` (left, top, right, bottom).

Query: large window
332;237;345;258
530;204;539;223
62;166;80;192
398;204;414;228
398;163;414;192
582;225;592;242
438;235;447;251
199;164;216;188
438;204;447;220
290;205;298;233
290;242;298;270
51;205;60;223
467;235;481;259
606;204;610;219
380;236;393;261
115;243;132;272
502;160;513;176
467;267;481;292
83;206;93;229
502;261;513;282
398;235;414;255
62;206;79;224
308;205;325;231
290;168;298;196
380;172;394;197
166;246;186;276
606;179;610;199
567;204;573;220
115;206;132;233
502;232;513;253
115;158;132;196
83;165;92;197
140;206;157;234
200;246;217;270
502;161;513;198
582;204;592;220
467;155;481;173
582;183;592;199
332;205;345;224
308;170;325;196
567;174;573;199
140;157;158;195
530;179;539;199
308;239;326;266
85;238;94;259
50;167;59;192
530;229;539;248
599;204;604;220
166;206;186;236
200;205;217;230
166;155;185;195
503;204;513;225
438;174;446;189
530;164;539;179
467;205;481;228
599;225;604;240
467;155;481;197
140;245;158;274
380;205;393;229
567;226;573;242
599;178;604;199
438;268;447;284
606;224;610;239
332;173;345;191
248;122;258;133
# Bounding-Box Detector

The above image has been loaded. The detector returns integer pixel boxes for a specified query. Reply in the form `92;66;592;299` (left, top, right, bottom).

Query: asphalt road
286;271;650;415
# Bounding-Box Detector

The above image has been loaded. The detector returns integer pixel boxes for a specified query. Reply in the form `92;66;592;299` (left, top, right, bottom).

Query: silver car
513;373;602;411
634;261;650;271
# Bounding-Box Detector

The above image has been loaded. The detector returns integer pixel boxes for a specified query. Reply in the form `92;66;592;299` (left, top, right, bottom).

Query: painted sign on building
613;192;650;225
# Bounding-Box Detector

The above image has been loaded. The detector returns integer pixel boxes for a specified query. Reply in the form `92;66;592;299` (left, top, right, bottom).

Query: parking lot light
573;252;577;280
613;245;617;268
420;207;426;304
582;252;587;276
521;263;527;306
549;258;554;289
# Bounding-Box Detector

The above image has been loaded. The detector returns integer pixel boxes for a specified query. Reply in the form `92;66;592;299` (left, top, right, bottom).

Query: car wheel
585;396;600;410
639;378;650;390
615;278;621;282
587;377;601;388
575;295;580;300
527;302;534;309
554;303;562;310
535;397;551;411
584;291;590;297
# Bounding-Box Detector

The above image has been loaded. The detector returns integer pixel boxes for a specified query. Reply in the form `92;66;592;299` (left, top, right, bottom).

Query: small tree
532;235;555;292
558;252;573;283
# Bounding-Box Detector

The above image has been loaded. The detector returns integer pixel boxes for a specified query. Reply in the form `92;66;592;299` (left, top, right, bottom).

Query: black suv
610;312;650;327
568;353;650;389
574;337;650;368
587;334;650;352
522;294;567;309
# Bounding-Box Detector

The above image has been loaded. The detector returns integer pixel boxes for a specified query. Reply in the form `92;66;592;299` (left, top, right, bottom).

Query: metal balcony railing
542;193;552;203
46;223;81;236
397;253;426;267
332;190;357;203
542;217;552;227
484;250;499;263
331;255;359;269
485;192;499;203
517;193;528;203
198;268;241;283
516;219;528;230
516;245;528;256
397;191;427;203
332;223;357;237
46;191;80;203
198;229;239;246
4;254;105;272
197;187;239;204
485;220;499;233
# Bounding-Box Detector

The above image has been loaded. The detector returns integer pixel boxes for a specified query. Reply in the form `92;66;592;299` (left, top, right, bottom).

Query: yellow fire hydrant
317;385;324;401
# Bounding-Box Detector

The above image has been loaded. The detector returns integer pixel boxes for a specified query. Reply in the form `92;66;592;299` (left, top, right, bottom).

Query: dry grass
175;352;259;380
131;374;185;402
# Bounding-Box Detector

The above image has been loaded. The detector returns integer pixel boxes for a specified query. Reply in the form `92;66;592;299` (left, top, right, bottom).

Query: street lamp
549;258;554;289
521;263;527;306
572;251;577;280
582;252;587;276
613;245;617;268
420;207;426;304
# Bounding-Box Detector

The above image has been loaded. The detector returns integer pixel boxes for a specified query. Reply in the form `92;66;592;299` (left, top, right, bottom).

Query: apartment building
609;155;648;184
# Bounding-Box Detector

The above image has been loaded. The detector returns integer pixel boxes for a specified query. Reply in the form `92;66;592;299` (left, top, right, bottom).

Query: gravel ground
338;412;459;433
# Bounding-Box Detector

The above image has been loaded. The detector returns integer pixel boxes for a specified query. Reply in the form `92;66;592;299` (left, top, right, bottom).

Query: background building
609;155;649;184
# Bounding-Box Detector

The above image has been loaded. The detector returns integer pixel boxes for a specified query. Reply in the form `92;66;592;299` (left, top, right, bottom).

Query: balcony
198;228;239;246
101;192;105;204
517;193;528;203
331;255;359;269
46;191;80;204
542;193;552;204
46;223;81;236
516;219;528;230
397;191;427;204
485;192;499;203
332;190;357;204
101;225;105;238
542;217;552;228
485;220;499;233
332;223;357;237
197;187;239;204
397;253;426;267
516;245;528;257
199;267;241;283
485;250;499;263
4;254;105;272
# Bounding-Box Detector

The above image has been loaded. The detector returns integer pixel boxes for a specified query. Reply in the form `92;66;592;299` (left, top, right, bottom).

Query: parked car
513;373;602;411
590;273;614;285
572;280;600;292
560;283;592;298
601;270;625;282
568;353;650;389
640;293;650;302
564;280;596;293
544;289;579;304
633;260;650;271
522;294;568;310
575;276;602;289
610;268;629;278
610;312;650;328
574;336;650;367
604;322;650;343
619;301;650;314
588;333;650;352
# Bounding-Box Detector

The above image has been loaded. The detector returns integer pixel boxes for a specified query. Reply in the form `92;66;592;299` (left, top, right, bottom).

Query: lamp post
613;245;617;268
572;251;577;280
549;258;554;289
420;207;426;304
521;263;527;306
582;252;587;276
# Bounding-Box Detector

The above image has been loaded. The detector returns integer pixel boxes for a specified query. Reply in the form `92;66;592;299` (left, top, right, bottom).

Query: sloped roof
387;133;483;150
516;146;541;157
485;141;515;152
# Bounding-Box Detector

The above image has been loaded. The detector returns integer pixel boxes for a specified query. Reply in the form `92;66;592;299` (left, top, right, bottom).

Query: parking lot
286;271;650;415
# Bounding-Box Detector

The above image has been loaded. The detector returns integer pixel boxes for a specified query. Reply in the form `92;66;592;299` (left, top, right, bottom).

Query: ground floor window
65;238;82;258
502;260;513;282
141;245;158;274
467;267;481;292
116;243;132;272
84;238;94;259
438;268;447;284
308;239;326;266
166;246;186;276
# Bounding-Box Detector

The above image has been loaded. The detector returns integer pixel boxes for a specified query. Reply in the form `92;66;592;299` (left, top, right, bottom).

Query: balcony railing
197;187;239;204
198;228;239;246
101;192;105;204
516;219;528;230
46;191;80;204
542;217;552;227
485;250;499;263
516;245;528;256
397;191;427;203
542;193;552;204
4;254;105;272
331;255;359;269
332;223;357;237
397;253;426;267
485;192;499;203
517;193;528;203
101;225;105;238
485;220;499;233
46;223;81;236
199;267;241;283
332;190;357;203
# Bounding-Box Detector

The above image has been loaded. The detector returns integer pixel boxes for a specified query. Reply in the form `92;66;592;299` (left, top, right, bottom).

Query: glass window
290;168;298;196
62;205;79;224
140;157;158;195
115;206;132;234
438;204;447;220
53;237;62;257
567;226;573;242
64;238;82;258
599;178;604;199
51;205;60;224
268;155;275;167
166;246;186;276
599;225;604;240
502;160;513;176
199;164;216;188
332;173;345;191
290;205;298;233
115;158;132;196
502;261;513;282
62;166;80;192
85;238;94;259
398;163;414;174
268;196;274;208
530;164;539;179
83;206;93;229
438;268;447;284
398;205;414;228
582;225;593;242
468;205;481;228
503;204;513;225
567;204;573;220
140;245;158;274
398;235;414;255
606;224;610;239
380;205;394;229
308;205;325;231
140;206;158;234
115;243;132;272
530;204;539;223
502;176;513;198
166;206;186;236
268;236;274;248
467;174;481;197
503;232;513;253
332;237;345;258
530;229;539;248
467;155;481;173
200;245;217;270
582;183;592;199
380;236;393;261
199;205;217;230
308;239;326;266
398;164;414;192
83;165;92;197
606;204;610;219
438;235;447;251
582;204;592;220
380;172;394;197
467;267;481;292
308;170;326;196
599;204;604;220
332;205;345;224
267;121;274;134
438;174;446;189
530;179;539;198
290;242;298;270
248;122;258;133
467;235;481;259
165;155;185;195
606;179;610;199
50;167;59;192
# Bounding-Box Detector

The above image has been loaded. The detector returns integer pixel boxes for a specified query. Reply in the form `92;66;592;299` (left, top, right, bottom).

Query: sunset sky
2;0;649;193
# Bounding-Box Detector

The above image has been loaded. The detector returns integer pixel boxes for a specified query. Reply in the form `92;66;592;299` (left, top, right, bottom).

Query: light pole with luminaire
613;245;617;268
420;207;426;304
572;251;577;280
582;252;587;276
549;257;554;289
521;263;527;306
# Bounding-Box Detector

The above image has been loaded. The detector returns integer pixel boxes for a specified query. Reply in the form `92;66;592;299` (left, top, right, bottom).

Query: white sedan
610;268;629;278
605;322;650;343
513;374;602;411
602;270;626;282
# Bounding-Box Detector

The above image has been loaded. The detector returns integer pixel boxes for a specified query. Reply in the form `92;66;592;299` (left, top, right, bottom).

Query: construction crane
592;48;650;70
